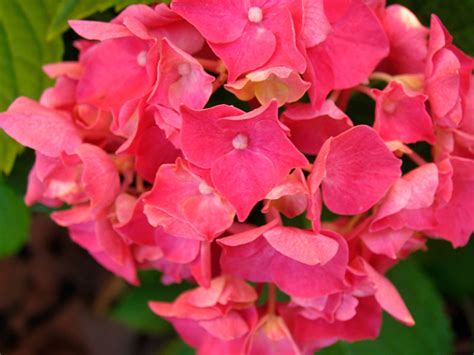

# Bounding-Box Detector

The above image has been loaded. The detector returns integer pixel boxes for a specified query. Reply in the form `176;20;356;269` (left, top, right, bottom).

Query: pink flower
427;157;474;247
425;16;473;128
305;0;389;106
117;104;181;182
378;5;428;74
225;67;310;107
246;314;301;354
144;159;235;241
0;97;82;157
371;163;439;232
281;100;353;155
219;222;348;298
309;125;401;216
180;101;308;220
373;81;435;144
172;0;306;81
144;159;235;286
147;38;214;110
149;276;258;354
263;169;309;219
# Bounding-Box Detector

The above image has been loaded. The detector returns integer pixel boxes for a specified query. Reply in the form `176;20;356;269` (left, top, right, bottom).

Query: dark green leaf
318;260;453;355
0;181;30;257
416;238;474;298
159;338;194;355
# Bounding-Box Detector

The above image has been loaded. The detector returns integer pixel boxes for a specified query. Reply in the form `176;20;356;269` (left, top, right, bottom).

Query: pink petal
379;5;428;74
76;144;120;214
69;20;132;40
271;231;348;297
262;226;339;265
374;81;435;144
171;0;247;43
212;149;275;221
210;24;276;82
180;105;244;169
199;311;249;340
77;37;152;110
359;258;415;326
0;97;81;156
316;125;401;215
282;101;353;155
148;38;214;110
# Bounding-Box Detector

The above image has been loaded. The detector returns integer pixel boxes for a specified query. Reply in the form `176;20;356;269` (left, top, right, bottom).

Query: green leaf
47;0;169;40
159;338;194;355
114;0;167;12
416;238;474;298
318;260;453;355
0;180;30;257
0;0;64;108
0;0;64;173
110;271;192;334
0;131;24;174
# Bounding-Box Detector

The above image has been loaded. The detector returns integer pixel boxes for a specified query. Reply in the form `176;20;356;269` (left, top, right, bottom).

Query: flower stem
268;283;277;315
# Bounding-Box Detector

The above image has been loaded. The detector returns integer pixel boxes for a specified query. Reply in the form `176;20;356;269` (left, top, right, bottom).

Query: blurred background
0;0;473;354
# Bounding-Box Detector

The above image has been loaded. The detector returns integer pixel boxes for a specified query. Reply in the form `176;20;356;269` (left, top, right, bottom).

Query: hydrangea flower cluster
1;1;473;353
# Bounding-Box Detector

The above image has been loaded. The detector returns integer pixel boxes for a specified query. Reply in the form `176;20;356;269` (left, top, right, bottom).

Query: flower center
248;7;263;23
178;63;191;76
137;51;147;67
232;133;249;150
382;100;397;114
198;182;213;195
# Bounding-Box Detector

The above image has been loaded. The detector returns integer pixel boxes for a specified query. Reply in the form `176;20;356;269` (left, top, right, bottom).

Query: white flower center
248;7;263;23
232;133;249;150
137;51;147;67
178;63;191;76
198;182;213;195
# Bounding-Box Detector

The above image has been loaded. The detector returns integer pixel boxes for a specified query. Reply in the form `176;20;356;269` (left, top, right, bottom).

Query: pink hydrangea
0;1;473;354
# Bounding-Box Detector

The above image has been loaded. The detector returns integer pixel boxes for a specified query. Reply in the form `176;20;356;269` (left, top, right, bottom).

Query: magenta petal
212;149;275;221
262;226;339;265
0;97;81;156
319;125;401;215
